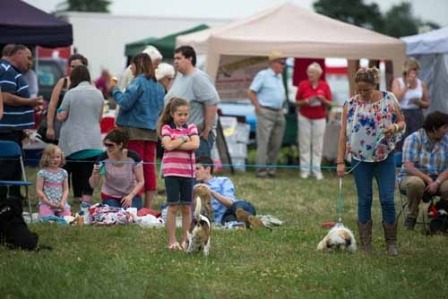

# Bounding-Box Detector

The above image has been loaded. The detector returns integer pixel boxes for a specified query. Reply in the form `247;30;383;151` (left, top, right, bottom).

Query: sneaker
300;173;309;179
267;170;276;178
314;173;324;180
256;172;269;178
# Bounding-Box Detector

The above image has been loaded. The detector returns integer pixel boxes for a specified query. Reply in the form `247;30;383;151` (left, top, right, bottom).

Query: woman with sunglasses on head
89;129;144;209
337;67;405;256
57;65;103;205
45;54;88;144
392;58;430;151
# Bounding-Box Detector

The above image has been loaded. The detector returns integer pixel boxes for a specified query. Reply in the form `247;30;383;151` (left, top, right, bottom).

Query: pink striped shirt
161;123;198;178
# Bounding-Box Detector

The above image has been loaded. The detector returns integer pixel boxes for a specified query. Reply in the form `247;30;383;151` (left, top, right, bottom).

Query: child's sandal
167;242;182;251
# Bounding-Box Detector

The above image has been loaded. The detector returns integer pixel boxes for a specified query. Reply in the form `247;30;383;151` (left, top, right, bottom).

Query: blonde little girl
36;144;71;218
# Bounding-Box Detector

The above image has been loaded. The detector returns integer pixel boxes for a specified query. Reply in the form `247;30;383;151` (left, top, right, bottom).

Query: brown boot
357;220;372;254
382;221;398;256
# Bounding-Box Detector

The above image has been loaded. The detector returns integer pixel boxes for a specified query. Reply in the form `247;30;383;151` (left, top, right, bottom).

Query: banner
215;55;268;101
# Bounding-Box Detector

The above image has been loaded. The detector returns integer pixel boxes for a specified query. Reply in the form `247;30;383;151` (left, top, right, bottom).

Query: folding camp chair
0;140;33;222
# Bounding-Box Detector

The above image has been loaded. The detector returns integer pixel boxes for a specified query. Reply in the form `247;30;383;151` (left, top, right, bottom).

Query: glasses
104;142;115;148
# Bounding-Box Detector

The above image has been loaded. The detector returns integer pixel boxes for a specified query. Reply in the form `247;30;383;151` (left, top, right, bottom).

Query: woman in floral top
336;67;405;256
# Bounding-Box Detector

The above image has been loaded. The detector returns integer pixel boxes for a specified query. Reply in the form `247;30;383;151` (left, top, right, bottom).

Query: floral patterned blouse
37;168;68;205
345;91;403;162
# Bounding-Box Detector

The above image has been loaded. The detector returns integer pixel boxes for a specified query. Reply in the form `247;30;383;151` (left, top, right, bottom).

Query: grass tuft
1;168;447;298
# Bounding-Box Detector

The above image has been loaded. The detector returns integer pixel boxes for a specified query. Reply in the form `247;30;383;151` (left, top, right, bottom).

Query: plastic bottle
161;204;167;222
81;202;91;225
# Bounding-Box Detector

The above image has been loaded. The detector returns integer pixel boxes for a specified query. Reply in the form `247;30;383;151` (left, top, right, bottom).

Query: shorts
164;176;193;206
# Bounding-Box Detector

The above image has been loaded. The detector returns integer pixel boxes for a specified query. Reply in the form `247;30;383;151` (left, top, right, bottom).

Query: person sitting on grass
398;111;448;230
195;156;257;225
89;129;144;209
36;144;71;219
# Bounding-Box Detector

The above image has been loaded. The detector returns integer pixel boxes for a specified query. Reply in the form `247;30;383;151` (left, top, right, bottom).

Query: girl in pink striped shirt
158;97;199;250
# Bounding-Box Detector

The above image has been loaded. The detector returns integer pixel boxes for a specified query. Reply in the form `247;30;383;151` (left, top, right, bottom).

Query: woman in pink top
89;129;144;209
158;97;199;251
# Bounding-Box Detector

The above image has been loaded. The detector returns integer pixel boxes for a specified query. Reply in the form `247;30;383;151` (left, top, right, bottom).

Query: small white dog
317;222;356;253
185;196;211;256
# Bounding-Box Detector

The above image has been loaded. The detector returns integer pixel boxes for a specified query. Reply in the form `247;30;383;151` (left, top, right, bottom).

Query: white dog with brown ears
185;196;211;256
317;222;357;253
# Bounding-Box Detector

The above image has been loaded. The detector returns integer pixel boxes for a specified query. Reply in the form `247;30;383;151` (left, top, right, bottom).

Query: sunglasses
104;142;115;148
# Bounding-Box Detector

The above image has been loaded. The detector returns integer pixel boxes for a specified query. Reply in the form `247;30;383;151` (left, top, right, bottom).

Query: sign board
215;55;268;101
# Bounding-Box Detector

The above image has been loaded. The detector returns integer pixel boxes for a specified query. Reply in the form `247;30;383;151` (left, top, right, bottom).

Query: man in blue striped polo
0;44;44;198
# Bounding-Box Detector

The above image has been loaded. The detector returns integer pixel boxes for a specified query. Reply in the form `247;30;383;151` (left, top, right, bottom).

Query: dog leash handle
337;177;344;223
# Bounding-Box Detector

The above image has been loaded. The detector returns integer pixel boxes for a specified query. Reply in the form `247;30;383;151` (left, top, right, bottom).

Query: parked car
36;58;66;103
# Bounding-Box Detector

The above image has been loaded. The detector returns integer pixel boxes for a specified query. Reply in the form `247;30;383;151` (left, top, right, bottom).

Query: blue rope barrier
19;157;448;172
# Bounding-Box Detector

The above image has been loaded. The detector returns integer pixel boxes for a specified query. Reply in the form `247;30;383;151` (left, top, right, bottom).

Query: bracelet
393;123;399;132
336;161;345;165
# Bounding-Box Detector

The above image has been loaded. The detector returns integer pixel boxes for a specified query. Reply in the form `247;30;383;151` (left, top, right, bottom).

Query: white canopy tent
176;2;406;81
401;27;448;113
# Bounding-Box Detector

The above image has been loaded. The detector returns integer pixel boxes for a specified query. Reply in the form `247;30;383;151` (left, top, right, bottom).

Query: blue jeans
196;133;215;158
351;154;396;224
221;200;257;225
102;195;143;210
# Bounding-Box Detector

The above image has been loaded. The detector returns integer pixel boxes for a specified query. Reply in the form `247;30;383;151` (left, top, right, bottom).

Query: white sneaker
300;173;309;179
315;173;324;180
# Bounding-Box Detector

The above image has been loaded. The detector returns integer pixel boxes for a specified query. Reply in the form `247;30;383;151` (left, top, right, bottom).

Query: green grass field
1;166;447;299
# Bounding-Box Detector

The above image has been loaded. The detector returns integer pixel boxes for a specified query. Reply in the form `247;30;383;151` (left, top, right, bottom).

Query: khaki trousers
255;108;286;175
399;176;448;218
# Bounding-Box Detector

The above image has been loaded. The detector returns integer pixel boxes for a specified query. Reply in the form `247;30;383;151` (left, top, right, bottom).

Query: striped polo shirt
161;123;198;178
0;59;34;131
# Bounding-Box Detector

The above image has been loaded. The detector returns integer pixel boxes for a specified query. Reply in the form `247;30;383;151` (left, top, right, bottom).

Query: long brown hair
69;65;91;89
157;97;189;136
132;53;156;81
